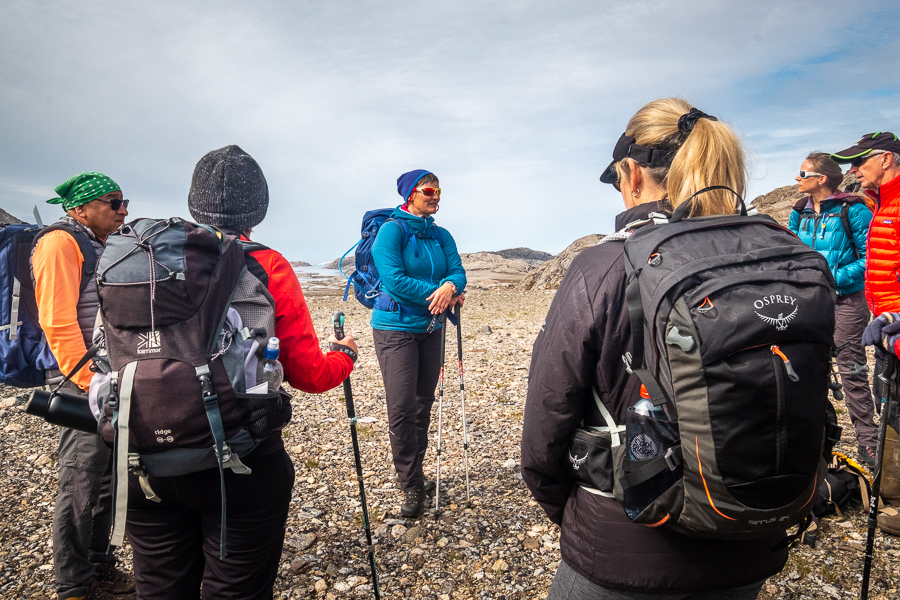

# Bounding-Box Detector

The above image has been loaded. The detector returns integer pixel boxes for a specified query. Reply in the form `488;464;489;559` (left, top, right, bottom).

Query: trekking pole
455;304;471;505
861;352;897;600
332;311;380;600
434;313;448;514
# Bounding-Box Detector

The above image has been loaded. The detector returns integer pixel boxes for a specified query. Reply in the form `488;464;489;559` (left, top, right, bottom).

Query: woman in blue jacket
789;152;876;467
371;169;467;517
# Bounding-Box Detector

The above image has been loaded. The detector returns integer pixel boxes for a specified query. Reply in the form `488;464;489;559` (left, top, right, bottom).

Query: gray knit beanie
188;145;269;231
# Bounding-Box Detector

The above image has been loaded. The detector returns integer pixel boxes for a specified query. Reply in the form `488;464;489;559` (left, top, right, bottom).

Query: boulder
0;207;24;225
519;234;605;290
488;247;554;267
323;255;354;272
289;260;311;267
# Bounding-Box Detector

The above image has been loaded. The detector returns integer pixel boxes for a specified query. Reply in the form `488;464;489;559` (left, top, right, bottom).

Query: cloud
1;0;898;261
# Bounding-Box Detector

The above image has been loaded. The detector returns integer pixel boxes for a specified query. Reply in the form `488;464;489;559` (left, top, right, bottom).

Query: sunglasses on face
849;151;886;168
414;187;441;197
798;171;824;179
96;198;130;211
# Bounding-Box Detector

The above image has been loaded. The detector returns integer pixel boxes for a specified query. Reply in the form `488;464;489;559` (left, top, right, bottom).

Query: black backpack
93;218;290;557
616;193;837;539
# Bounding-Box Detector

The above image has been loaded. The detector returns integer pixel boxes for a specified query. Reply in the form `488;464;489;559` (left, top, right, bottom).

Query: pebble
314;579;327;593
333;581;351;592
391;524;407;539
0;397;17;409
401;525;425;543
284;533;316;551
503;459;516;469
4;422;23;432
478;325;493;335
492;559;509;572
437;537;449;547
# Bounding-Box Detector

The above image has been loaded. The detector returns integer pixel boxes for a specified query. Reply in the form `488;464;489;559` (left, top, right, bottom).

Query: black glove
330;343;357;363
862;312;900;355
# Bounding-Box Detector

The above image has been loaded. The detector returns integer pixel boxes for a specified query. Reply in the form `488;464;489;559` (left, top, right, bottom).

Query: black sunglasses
95;198;130;211
849;151;886;168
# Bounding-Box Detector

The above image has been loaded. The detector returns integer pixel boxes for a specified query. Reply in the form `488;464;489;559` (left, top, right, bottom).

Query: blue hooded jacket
370;207;467;332
788;192;872;296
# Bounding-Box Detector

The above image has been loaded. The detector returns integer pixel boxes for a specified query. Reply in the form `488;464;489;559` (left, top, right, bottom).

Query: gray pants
53;426;115;599
835;291;876;446
373;328;443;492
547;560;764;600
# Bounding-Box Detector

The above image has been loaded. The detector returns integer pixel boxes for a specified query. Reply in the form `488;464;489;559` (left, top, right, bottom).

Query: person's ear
627;160;644;195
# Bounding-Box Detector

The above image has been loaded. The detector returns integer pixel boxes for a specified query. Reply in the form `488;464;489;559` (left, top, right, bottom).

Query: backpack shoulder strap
35;222;98;294
839;202;860;260
236;240;270;288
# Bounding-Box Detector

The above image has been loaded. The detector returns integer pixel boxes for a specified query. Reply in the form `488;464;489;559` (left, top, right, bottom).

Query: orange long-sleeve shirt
32;230;95;391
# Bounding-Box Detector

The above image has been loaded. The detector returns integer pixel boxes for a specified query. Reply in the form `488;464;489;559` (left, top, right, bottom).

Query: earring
631;189;640;198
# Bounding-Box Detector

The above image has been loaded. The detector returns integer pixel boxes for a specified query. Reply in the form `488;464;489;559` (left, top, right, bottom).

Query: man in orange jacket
32;172;135;599
837;133;900;537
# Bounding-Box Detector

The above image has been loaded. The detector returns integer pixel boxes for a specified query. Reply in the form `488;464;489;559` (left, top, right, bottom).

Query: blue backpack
340;209;442;315
0;221;96;387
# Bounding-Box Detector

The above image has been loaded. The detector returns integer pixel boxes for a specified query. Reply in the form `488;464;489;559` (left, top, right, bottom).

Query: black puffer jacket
521;202;788;593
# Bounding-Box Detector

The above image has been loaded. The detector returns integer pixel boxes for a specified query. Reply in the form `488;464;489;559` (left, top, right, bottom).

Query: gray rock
478;325;493;335
391;524;407;539
284;533;316;551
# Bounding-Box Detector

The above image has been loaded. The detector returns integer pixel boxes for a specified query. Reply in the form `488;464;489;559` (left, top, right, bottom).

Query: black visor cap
600;133;676;186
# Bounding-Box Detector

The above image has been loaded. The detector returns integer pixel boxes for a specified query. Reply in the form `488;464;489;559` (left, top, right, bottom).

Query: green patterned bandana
47;172;121;211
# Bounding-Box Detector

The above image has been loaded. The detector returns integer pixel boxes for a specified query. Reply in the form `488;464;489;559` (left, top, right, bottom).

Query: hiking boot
401;487;426;518
60;578;135;600
94;561;136;595
879;506;900;536
859;445;878;470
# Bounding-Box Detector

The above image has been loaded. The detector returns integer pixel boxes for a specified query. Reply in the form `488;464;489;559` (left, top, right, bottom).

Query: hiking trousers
835;290;876;445
547;560;765;599
53;425;116;600
373;327;442;492
126;447;294;600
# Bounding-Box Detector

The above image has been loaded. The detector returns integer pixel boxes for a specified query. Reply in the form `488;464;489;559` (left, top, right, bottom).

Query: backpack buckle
664;447;681;471
622;352;634;374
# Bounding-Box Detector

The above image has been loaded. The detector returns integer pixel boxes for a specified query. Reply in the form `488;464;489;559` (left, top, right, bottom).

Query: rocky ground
2;287;899;599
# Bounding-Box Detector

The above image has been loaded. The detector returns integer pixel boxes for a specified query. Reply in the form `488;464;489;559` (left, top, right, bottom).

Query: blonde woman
522;99;786;598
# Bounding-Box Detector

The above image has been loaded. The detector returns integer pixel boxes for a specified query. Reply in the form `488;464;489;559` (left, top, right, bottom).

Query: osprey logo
754;294;799;331
568;451;587;470
630;434;659;461
137;331;161;354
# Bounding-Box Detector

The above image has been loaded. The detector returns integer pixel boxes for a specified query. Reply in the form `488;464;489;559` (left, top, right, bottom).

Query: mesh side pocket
235;390;293;444
622;410;680;521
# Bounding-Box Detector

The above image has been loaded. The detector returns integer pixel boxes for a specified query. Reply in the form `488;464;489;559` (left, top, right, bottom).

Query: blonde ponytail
667;116;746;217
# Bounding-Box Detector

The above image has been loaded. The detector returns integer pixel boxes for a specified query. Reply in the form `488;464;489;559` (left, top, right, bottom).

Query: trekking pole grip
332;311;355;419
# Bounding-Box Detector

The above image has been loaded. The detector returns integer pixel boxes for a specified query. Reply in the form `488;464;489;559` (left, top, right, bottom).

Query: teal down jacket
788;193;872;296
370;207;467;332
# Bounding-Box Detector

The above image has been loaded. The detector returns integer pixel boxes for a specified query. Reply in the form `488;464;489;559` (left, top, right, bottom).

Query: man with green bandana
31;172;134;599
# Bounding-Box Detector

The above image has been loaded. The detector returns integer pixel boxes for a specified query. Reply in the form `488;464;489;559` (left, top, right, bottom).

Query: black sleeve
521;256;603;524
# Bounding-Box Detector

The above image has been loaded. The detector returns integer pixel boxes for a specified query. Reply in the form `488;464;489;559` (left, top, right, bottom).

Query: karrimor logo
753;294;798;331
137;331;161;354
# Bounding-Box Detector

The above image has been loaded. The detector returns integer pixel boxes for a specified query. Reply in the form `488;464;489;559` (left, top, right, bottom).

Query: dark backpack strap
237;240;270;288
839;202;860;260
33;222;98;294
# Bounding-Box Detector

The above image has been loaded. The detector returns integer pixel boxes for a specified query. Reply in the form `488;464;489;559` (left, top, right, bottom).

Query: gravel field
2;288;899;599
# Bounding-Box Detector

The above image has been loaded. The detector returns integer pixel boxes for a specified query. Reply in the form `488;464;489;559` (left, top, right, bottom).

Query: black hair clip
677;108;718;135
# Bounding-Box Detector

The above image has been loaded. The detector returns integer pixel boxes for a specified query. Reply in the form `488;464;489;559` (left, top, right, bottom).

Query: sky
2;1;899;264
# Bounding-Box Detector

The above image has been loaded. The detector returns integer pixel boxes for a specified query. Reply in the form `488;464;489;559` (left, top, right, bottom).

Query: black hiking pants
126;446;294;600
373;327;443;493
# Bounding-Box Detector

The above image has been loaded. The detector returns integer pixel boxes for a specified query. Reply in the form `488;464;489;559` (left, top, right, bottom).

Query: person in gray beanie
125;145;359;599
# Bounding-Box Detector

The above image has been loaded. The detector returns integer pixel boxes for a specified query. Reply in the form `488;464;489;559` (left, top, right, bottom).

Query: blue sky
2;1;899;263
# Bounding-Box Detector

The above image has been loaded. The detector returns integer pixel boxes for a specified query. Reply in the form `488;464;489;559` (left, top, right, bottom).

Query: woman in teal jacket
371;169;466;517
788;152;877;467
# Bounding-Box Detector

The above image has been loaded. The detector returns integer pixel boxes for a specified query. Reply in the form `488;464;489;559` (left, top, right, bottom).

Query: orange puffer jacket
865;175;900;313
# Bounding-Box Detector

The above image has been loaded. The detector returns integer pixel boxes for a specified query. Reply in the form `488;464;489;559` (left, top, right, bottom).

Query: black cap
831;132;900;164
600;133;676;188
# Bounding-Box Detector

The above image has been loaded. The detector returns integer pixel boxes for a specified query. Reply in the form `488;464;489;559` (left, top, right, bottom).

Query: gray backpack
92;218;290;557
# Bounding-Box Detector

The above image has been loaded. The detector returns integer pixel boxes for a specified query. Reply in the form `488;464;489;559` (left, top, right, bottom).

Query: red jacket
865;174;900;314
245;240;353;393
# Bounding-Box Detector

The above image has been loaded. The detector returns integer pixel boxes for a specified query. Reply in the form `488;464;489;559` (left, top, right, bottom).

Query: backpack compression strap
578;388;627;499
110;361;139;548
